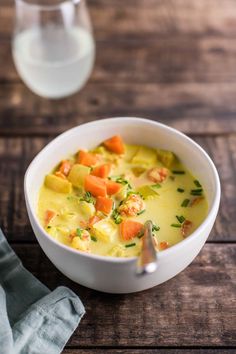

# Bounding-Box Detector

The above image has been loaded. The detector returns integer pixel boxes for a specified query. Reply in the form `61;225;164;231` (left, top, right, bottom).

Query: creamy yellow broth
38;139;208;257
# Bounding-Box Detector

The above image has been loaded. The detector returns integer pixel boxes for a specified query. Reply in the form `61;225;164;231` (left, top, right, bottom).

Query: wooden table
1;0;236;353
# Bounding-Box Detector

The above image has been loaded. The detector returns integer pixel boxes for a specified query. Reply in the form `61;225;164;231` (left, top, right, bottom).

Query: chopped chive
112;209;122;224
181;199;190;207
152;224;160;232
91;236;97;242
125;243;136;248
80;191;95;204
172;170;185;175
137;229;144;238
190;188;203;196
76;228;82;238
47;226;51;229
176;215;185;224
177;188;185;193
114;176;132;189
194;180;202;188
171;223;181;228
137;209;146;215
151;183;161;189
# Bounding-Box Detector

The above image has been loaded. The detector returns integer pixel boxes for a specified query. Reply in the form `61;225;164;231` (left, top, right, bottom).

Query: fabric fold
0;229;85;354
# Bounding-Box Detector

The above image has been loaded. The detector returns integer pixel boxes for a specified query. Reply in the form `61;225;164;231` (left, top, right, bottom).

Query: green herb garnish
176;215;185;224
171;223;181;228
127;190;136;197
152;224;160;232
137;209;146;215
181;199;190;207
125;243;136;248
80;191;95;204
112;209;122;224
151;183;161;189
177;188;185;193
110;176;132;189
172;170;185;175
194;180;202;188
190;188;203;195
128;190;145;200
76;228;83;238
91;236;97;242
47;226;51;229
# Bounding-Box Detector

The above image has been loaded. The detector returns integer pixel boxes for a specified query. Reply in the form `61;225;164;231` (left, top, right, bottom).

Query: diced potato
91;146;107;155
92;219;117;242
115;185;128;201
124;144;139;162
45;174;72;194
137;185;159;200
156;149;175;168
108;244;126;257
131;146;157;166
67;164;90;188
131;166;146;177
71;237;89;252
78;201;96;218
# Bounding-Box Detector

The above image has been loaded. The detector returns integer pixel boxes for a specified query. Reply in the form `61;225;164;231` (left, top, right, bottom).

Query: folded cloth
0;229;85;354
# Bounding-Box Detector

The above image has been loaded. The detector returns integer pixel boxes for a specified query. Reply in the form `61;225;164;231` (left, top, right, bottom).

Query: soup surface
38;135;208;257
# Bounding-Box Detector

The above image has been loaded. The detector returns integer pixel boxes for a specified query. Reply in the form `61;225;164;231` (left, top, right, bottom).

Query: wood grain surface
0;0;235;353
63;351;236;354
11;243;236;347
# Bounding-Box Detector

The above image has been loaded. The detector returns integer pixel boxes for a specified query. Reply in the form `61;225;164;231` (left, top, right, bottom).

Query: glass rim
15;0;82;11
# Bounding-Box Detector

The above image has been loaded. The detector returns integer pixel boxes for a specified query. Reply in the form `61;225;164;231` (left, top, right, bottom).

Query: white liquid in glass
13;26;95;98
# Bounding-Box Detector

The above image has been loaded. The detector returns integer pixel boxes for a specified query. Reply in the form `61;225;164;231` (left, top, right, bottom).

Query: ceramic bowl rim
24;117;221;264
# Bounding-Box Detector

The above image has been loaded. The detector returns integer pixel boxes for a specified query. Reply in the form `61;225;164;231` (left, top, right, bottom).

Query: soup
38;135;208;257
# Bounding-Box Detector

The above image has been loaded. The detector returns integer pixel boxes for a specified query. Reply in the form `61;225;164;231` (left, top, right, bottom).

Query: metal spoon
136;220;158;276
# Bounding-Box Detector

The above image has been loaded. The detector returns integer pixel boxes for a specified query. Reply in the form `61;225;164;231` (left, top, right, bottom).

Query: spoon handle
136;220;158;276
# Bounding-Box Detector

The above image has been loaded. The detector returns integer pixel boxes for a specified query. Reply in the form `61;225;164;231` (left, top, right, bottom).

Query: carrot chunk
59;160;71;176
95;196;113;215
77;150;99;167
91;164;111;178
106;180;122;195
159;241;169;250
84;175;107;197
103;135;125;154
120;220;143;241
45;210;56;225
88;215;101;227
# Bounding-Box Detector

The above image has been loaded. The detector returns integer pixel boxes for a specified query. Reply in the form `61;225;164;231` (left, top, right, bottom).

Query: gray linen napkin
0;229;85;354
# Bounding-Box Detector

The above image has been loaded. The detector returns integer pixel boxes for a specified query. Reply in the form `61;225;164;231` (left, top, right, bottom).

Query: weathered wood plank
63;350;236;353
11;243;236;346
2;37;236;84
1;82;236;135
0;135;235;242
1;0;236;39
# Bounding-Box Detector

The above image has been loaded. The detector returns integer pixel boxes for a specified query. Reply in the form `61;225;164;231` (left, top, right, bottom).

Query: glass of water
12;0;95;99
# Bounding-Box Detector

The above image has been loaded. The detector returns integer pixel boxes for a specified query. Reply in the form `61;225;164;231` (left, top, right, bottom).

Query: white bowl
24;118;221;293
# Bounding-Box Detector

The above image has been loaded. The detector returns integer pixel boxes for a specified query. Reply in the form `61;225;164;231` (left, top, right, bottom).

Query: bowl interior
25;118;219;234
